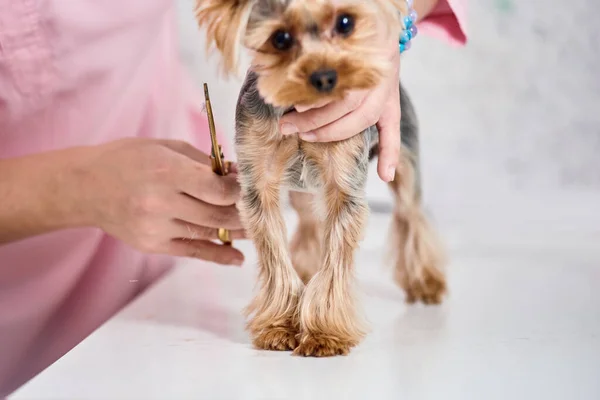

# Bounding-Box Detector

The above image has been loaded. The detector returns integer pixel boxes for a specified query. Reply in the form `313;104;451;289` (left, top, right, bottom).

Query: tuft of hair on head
195;0;256;77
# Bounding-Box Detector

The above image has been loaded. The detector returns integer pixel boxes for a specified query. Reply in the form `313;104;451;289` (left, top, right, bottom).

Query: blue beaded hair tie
399;0;418;53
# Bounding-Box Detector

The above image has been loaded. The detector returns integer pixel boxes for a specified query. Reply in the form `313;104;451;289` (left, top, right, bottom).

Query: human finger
167;239;245;265
173;192;244;230
294;98;333;113
172;194;244;230
296;86;388;143
375;85;401;182
174;161;241;206
172;219;247;241
279;90;367;137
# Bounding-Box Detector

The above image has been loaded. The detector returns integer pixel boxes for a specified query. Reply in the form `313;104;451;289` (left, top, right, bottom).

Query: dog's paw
251;325;299;351
293;334;357;357
404;270;447;305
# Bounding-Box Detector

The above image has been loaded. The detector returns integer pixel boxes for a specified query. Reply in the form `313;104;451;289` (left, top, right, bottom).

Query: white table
12;205;600;400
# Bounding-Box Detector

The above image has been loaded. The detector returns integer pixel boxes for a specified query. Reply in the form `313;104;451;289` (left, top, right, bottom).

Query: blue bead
409;24;418;38
404;16;412;28
399;43;406;53
399;30;410;44
409;9;418;22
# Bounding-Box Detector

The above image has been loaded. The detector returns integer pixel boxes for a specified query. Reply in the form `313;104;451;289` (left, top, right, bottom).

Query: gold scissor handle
204;83;232;246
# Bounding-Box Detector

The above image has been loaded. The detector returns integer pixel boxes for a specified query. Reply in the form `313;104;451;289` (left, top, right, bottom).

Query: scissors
203;83;232;246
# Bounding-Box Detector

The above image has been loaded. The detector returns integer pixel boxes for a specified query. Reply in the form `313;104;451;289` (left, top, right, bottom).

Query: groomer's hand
79;138;245;265
279;42;401;183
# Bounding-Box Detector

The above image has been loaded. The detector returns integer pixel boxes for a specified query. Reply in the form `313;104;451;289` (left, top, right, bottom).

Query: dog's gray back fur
235;70;421;194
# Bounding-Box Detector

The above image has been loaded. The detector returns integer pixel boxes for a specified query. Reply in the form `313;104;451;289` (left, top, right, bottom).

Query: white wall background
176;0;600;223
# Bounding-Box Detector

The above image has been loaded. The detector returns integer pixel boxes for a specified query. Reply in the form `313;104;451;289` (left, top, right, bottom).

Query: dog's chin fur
196;0;447;357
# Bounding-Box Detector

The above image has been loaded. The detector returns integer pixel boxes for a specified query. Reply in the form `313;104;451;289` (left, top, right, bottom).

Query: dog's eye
335;14;355;36
271;30;294;51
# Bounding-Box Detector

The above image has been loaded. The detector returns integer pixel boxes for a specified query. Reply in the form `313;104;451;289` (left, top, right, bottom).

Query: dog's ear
195;0;255;76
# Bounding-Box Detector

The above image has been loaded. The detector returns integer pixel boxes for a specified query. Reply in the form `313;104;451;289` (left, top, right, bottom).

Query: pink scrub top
0;0;466;395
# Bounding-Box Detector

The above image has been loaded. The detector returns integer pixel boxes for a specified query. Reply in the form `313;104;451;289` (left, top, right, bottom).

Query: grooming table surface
13;196;600;400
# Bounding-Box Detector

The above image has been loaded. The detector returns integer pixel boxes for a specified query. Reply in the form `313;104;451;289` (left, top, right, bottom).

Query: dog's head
196;0;406;108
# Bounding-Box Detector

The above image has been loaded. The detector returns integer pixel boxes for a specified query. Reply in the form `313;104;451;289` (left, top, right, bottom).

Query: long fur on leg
237;122;305;351
294;135;369;357
388;149;447;304
196;0;448;358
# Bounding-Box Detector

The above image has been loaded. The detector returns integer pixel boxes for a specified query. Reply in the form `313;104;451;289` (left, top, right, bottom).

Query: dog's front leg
294;134;370;357
239;136;304;351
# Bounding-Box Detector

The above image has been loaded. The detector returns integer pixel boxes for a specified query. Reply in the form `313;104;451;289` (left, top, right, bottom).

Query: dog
195;0;447;357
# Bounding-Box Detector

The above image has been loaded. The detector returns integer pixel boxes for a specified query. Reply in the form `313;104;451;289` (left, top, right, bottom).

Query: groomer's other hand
79;138;246;265
279;42;401;183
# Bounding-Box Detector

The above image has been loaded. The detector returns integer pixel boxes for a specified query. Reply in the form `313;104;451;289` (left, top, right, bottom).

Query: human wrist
0;150;85;244
54;146;102;229
399;0;418;53
0;146;97;244
398;0;440;53
413;0;440;21
27;146;98;231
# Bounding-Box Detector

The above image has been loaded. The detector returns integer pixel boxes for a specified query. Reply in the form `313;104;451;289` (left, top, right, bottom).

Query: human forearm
0;148;92;244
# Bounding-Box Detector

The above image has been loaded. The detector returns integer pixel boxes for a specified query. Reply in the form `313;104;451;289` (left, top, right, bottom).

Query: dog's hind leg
289;192;321;284
389;149;446;304
387;85;447;304
294;134;369;357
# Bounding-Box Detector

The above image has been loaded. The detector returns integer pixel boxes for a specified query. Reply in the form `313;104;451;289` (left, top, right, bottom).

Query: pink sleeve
417;0;467;46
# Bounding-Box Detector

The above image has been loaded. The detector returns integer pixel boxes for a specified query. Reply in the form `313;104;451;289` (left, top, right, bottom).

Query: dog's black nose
310;69;337;93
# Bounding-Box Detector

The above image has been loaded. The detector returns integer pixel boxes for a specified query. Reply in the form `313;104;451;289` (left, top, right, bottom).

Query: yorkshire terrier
195;0;446;357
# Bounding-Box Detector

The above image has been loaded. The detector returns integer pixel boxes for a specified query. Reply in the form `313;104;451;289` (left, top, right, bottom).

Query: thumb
156;139;211;165
375;85;401;182
157;139;239;174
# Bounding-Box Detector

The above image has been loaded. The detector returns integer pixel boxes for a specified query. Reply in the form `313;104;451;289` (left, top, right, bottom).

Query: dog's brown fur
236;119;304;351
289;191;320;285
389;149;447;304
196;0;447;357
